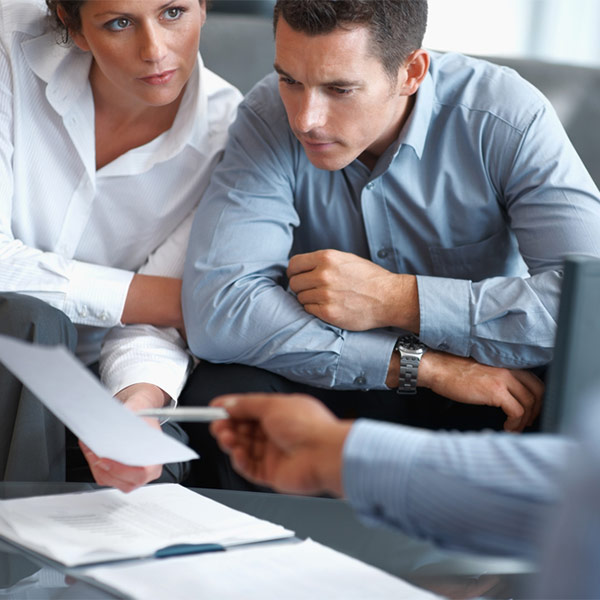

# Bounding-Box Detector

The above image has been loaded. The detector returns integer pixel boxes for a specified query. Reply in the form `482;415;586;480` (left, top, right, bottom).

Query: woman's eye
105;17;131;31
163;7;184;20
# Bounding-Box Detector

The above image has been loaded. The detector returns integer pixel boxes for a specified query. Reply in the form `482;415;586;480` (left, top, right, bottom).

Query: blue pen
155;543;225;558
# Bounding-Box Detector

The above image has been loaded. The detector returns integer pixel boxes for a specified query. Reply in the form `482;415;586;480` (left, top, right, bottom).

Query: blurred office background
425;0;600;67
208;0;600;68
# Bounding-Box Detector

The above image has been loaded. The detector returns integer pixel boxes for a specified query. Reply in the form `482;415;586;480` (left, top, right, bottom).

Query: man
209;392;569;559
211;391;600;599
181;1;600;486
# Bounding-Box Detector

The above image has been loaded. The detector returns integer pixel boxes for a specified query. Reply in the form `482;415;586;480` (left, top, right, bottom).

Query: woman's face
70;0;204;109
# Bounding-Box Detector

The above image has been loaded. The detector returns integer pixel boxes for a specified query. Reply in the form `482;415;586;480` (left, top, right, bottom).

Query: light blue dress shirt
183;52;600;389
342;420;571;558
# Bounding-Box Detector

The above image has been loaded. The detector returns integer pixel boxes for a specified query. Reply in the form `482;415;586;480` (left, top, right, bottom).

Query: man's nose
295;92;326;134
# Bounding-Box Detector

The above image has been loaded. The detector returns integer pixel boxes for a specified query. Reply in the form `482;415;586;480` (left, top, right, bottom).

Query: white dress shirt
0;0;241;398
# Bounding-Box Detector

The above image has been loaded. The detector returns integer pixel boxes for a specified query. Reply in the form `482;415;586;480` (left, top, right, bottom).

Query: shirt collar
99;55;206;177
395;69;434;161
366;69;434;179
21;31;92;116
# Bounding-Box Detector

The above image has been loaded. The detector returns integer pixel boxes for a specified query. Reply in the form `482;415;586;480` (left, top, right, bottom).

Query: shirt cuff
417;275;471;356
66;261;134;327
103;358;191;405
335;329;398;389
342;420;430;525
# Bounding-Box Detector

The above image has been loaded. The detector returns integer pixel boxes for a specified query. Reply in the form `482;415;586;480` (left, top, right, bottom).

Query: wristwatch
394;335;427;395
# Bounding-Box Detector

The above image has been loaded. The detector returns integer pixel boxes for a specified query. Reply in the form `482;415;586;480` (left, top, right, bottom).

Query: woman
0;0;241;490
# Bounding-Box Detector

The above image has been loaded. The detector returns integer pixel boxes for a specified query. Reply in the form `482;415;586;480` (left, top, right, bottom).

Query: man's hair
273;0;428;80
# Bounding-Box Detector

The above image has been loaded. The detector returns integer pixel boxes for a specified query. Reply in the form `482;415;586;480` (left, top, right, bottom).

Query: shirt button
438;342;449;351
354;376;367;386
98;311;109;322
366;182;375;190
78;306;88;318
377;249;389;259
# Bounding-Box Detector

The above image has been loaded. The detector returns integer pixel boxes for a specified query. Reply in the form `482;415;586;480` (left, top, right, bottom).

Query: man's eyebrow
273;64;363;87
273;63;292;77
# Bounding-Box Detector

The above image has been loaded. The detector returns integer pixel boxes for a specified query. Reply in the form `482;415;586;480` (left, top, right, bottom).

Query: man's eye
280;77;297;86
332;87;352;95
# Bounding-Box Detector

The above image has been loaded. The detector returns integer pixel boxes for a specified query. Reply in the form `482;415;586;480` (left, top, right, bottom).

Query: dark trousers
179;361;507;490
0;293;76;481
0;292;189;483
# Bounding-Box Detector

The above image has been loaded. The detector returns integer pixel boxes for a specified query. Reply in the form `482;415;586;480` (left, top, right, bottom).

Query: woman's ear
200;0;207;27
56;4;90;51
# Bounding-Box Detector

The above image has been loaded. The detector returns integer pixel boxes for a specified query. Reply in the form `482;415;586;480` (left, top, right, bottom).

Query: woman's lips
139;69;176;85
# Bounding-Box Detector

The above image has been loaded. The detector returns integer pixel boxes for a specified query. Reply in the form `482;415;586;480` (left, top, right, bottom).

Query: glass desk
0;482;536;599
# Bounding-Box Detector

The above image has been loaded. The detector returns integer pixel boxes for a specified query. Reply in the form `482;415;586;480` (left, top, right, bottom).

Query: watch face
397;335;425;352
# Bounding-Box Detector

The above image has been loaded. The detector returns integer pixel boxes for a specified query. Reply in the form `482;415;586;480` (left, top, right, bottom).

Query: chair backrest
200;13;275;95
542;256;600;433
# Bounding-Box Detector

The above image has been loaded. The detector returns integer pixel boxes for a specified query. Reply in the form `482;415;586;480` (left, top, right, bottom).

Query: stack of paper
82;538;439;599
0;484;293;566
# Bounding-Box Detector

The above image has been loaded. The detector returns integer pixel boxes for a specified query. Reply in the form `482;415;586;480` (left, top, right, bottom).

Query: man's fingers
491;391;526;432
289;272;320;294
501;371;543;428
211;393;289;420
511;370;545;425
287;252;320;278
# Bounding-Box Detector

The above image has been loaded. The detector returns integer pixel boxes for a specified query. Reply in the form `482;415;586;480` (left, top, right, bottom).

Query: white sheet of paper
82;538;439;600
0;334;197;465
0;484;293;566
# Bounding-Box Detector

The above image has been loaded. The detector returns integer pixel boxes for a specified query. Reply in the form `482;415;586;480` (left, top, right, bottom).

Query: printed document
0;484;293;566
0;334;197;465
82;538;439;599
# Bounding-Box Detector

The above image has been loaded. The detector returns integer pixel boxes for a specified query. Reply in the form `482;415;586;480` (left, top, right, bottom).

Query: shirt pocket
428;227;523;282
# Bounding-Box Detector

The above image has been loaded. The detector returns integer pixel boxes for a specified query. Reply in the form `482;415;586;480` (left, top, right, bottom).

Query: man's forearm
382;273;420;332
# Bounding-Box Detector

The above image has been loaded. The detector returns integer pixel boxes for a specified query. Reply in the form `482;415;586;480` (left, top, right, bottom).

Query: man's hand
210;393;352;496
416;351;544;432
78;383;168;493
287;249;419;333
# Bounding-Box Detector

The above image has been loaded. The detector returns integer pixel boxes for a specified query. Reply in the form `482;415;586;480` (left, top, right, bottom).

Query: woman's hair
45;1;84;44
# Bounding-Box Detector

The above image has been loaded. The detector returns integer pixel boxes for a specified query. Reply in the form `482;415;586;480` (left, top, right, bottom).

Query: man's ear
399;49;430;96
56;4;90;51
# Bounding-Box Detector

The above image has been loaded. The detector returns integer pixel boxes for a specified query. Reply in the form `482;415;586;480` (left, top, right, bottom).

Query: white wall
424;0;600;67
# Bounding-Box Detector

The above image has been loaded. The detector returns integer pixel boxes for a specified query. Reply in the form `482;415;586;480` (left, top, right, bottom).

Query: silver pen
135;407;229;422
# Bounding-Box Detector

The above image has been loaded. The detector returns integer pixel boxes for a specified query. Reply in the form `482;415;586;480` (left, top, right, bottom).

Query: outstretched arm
210;392;572;557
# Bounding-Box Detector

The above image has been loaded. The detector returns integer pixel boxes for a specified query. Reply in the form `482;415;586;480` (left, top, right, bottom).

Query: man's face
274;17;412;171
